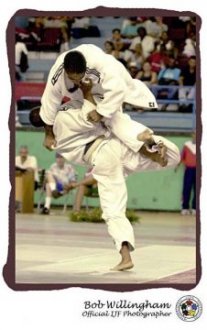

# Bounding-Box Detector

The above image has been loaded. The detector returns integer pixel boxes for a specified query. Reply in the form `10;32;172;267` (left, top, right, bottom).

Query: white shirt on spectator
48;163;76;185
130;36;155;58
15;155;39;181
183;39;196;57
144;19;168;38
72;17;90;28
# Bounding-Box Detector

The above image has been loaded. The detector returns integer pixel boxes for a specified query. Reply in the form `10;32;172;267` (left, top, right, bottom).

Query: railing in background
15;82;196;132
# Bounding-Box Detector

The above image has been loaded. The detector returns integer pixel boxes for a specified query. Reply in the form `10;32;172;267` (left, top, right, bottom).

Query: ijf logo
176;295;202;322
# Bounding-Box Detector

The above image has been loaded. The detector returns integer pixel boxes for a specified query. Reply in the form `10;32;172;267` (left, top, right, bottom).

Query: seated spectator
15;145;39;189
127;62;139;78
43;16;71;52
159;31;179;59
182;38;196;57
111;28;125;51
121;17;144;39
136;61;158;85
130;43;144;70
104;40;115;54
41;153;77;215
15;34;29;81
113;48;134;65
185;16;196;36
72;17;90;28
130;26;156;59
147;44;168;73
179;56;196;111
157;56;181;109
71;16;100;39
158;56;181;86
72;167;98;212
179;56;196;86
26;17;44;45
104;40;133;66
144;16;168;38
27;16;73;52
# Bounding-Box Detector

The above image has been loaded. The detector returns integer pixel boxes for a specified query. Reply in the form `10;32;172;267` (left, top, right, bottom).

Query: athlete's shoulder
75;43;104;55
49;51;68;86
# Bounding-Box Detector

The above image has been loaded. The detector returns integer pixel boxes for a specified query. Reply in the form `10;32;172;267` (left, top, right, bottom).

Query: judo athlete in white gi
39;44;158;160
30;92;180;271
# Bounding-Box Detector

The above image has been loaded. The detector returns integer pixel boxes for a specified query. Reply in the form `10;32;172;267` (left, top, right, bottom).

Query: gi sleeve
40;80;62;125
95;71;126;119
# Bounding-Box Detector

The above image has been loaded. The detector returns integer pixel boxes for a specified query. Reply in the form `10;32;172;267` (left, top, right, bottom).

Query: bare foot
156;142;168;167
137;129;154;145
140;142;168;167
111;261;134;271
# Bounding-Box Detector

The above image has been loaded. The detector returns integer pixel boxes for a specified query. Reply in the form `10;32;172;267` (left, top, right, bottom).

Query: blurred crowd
15;16;196;112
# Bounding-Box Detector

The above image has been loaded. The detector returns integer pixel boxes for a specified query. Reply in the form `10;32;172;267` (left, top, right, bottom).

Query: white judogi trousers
90;135;180;252
54;100;180;253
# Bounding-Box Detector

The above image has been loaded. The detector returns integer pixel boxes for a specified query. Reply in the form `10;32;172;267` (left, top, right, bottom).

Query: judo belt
83;136;105;163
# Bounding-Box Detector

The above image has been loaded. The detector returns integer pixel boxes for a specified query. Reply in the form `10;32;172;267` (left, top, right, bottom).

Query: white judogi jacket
53;99;179;254
40;44;157;125
53;100;108;164
53;99;180;172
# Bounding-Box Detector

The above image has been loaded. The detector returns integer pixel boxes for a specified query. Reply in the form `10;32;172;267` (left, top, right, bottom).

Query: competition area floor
16;211;196;284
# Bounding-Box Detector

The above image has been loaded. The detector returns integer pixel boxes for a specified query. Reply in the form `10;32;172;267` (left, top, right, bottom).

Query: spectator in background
41;153;77;214
159;31;178;59
121;17;144;39
157;56;181;110
127;62;139;79
158;56;181;85
104;40;130;66
179;56;196;112
147;44;168;73
144;17;168;38
43;16;71;52
72;167;98;212
15;145;39;189
175;132;196;216
182;37;196;57
15;34;29;81
72;17;90;28
130;43;144;70
136;61;158;86
185;16;196;37
104;40;115;54
130;26;155;59
111;28;125;51
179;56;196;86
113;48;134;66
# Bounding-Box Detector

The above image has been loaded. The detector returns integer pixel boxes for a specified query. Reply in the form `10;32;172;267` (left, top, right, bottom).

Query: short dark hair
137;27;146;34
29;107;45;127
63;51;87;74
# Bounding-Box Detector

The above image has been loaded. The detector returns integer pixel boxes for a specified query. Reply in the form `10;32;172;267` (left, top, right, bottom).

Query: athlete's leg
91;139;135;270
104;112;167;166
122;135;180;174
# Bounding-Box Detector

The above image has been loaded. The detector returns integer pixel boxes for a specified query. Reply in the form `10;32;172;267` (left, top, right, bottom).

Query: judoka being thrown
30;81;180;272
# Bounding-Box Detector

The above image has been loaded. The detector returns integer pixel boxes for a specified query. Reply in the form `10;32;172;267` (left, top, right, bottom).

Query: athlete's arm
43;125;56;150
80;79;103;123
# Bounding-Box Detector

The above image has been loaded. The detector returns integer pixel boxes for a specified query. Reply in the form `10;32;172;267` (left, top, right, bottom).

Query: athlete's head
64;51;86;84
29;107;45;127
